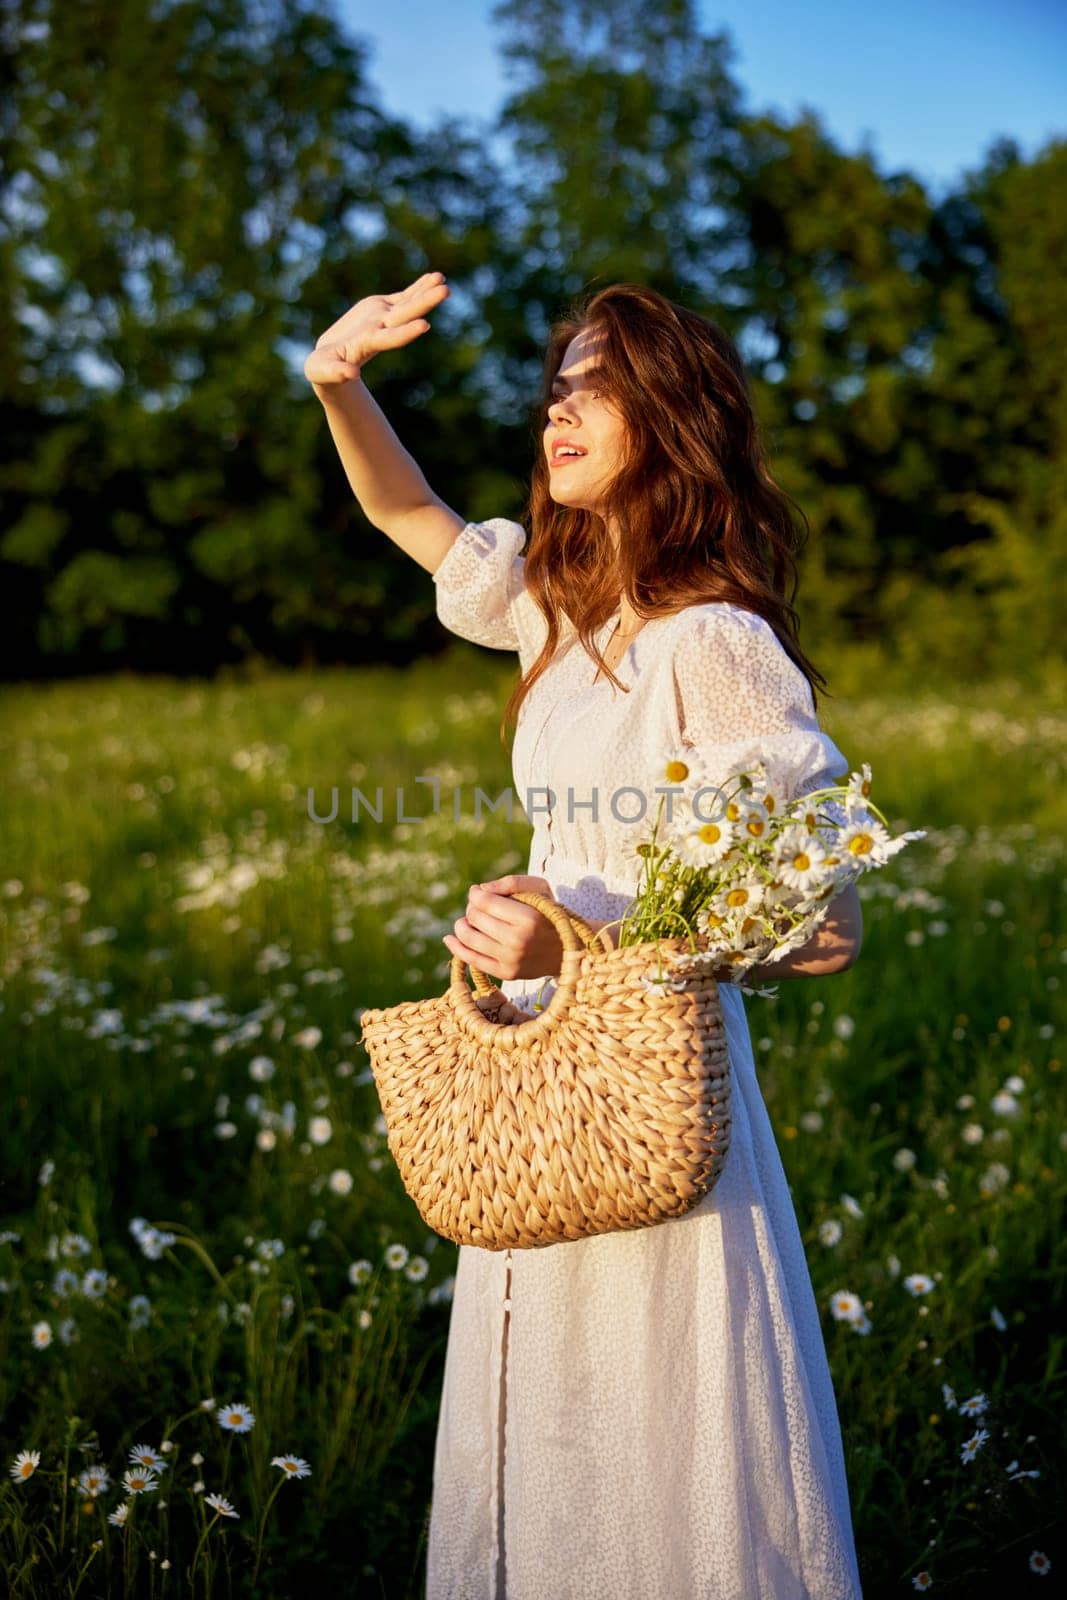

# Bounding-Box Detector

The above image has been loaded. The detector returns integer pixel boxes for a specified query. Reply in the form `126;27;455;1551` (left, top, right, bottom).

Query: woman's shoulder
668;599;771;634
660;600;782;659
662;600;812;703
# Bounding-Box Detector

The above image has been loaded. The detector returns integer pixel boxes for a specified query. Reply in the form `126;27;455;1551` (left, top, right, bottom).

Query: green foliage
0;0;1062;688
0;657;1063;1594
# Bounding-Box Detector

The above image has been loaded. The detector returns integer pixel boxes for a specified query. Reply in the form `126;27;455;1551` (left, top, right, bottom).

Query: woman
305;273;865;1599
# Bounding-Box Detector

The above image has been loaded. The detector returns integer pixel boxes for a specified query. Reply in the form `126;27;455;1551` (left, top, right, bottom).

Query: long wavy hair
498;281;829;746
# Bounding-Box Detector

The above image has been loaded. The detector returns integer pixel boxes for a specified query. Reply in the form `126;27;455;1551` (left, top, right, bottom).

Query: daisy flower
912;1572;933;1591
960;1428;989;1464
773;824;830;892
122;1467;159;1494
107;1502;129;1526
903;1274;935;1296
839;1191;863;1216
81;1268;108;1299
990;1306;1007;1331
347;1259;373;1286
1029;1551;1051;1575
941;1383;957;1411
205;1492;239;1518
31;1320;53;1349
654;741;695;791
384;1243;409;1271
834;814;894;869
10;1450;40;1482
270;1454;312;1479
128;1444;168;1473
328;1169;353;1196
829;1290;863;1322
77;1465;110;1498
404;1255;429;1282
217;1402;255;1433
817;1220;842;1248
958;1393;988;1418
128;1294;152;1329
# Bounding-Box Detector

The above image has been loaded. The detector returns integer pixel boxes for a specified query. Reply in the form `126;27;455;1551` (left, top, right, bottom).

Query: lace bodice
433;516;850;933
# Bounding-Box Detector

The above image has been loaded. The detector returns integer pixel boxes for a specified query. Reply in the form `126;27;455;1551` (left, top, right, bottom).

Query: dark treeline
0;0;1063;683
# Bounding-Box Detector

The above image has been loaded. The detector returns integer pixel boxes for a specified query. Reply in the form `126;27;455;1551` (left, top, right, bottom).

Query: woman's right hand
303;270;450;387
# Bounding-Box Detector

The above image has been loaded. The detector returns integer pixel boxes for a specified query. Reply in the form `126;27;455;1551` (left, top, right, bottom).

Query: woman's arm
305;271;465;575
733;881;863;983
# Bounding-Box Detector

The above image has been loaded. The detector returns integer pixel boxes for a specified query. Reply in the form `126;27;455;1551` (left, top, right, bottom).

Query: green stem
153;1224;239;1306
250;1477;286;1586
58;1436;71;1555
69;1540;101;1598
188;1510;220;1591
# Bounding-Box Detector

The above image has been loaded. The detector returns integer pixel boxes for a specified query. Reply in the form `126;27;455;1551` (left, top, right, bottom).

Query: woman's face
542;328;628;520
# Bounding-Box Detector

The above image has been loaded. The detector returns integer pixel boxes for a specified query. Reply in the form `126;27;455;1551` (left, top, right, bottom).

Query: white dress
425;518;865;1600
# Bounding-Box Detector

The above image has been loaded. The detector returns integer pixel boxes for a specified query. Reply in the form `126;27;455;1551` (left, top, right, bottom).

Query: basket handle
461;889;616;995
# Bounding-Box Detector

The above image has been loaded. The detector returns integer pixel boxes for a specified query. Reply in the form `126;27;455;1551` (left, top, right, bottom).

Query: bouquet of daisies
605;749;926;996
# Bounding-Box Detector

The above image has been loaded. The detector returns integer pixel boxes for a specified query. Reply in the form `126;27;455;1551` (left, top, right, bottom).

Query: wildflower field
1;646;1064;1597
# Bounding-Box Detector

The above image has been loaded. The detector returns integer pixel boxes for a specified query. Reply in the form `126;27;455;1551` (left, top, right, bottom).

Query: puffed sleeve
669;605;850;803
432;516;528;652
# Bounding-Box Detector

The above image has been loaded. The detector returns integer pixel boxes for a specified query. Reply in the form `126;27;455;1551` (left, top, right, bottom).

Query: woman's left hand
442;874;565;981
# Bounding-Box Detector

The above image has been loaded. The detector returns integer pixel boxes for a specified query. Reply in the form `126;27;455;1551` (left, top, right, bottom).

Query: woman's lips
549;452;587;470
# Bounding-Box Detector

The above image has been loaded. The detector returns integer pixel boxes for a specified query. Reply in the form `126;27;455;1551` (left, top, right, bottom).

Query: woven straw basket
357;890;732;1251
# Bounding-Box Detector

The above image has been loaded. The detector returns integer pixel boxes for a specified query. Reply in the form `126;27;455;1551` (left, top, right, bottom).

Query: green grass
0;647;1064;1597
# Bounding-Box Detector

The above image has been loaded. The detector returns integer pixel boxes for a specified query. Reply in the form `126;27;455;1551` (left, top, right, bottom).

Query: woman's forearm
728;882;863;983
312;374;438;533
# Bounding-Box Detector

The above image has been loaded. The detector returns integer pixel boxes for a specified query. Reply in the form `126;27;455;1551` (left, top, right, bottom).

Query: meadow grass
0;646;1063;1597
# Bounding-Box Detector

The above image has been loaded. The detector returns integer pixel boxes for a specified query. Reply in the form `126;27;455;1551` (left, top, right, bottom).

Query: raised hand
303;270;450;387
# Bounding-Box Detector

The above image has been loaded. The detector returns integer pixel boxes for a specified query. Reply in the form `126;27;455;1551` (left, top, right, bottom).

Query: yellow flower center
791;851;811;871
746;817;766;838
665;759;689;783
697;823;722;845
725;888;750;908
847;833;874;857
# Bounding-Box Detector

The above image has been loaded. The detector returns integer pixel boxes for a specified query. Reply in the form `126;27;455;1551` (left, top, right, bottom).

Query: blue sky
336;0;1065;194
